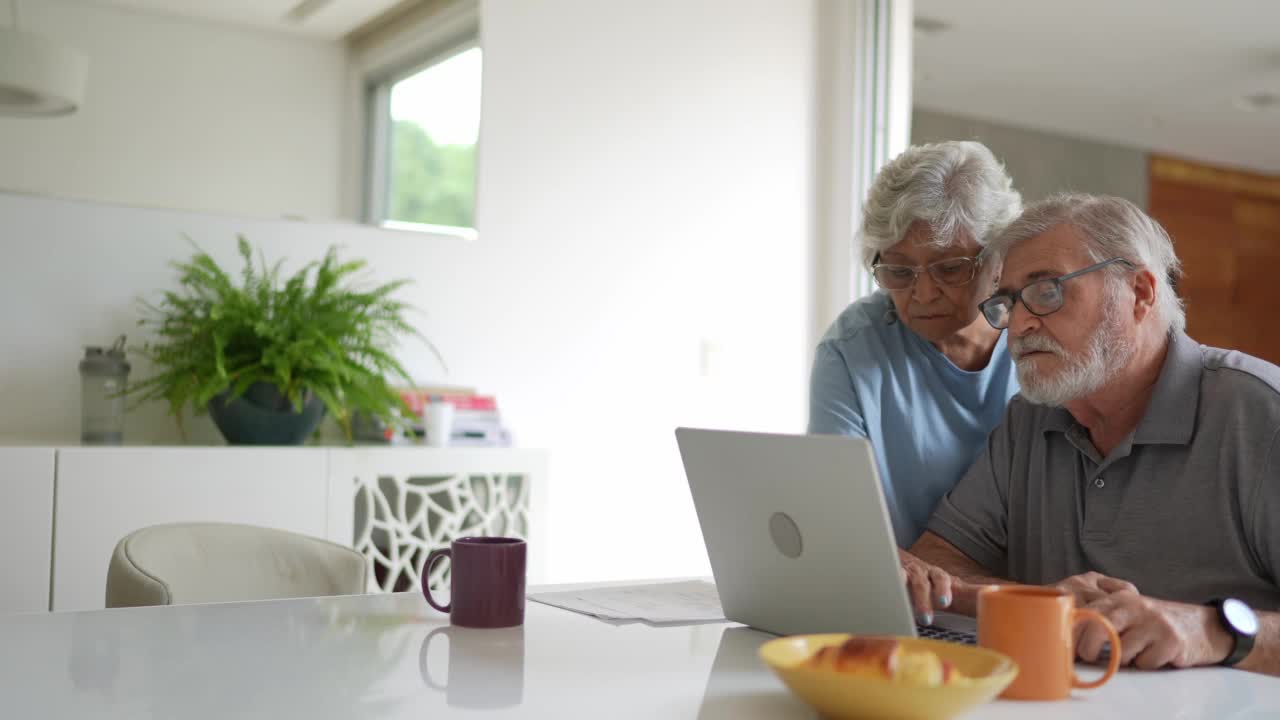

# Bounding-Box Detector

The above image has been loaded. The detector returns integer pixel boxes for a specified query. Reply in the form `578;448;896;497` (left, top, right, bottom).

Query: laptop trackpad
929;612;977;633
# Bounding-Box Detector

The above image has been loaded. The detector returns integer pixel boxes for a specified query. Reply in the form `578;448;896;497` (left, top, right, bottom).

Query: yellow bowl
759;634;1018;720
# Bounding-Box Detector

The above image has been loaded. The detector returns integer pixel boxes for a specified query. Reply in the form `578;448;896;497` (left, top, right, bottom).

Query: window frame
361;9;481;240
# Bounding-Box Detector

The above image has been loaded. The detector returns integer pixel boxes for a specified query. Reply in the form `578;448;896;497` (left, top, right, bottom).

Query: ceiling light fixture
0;0;88;117
1235;91;1280;113
284;0;335;24
913;17;952;35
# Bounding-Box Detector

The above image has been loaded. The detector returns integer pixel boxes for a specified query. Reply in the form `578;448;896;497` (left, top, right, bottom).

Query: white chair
105;522;367;608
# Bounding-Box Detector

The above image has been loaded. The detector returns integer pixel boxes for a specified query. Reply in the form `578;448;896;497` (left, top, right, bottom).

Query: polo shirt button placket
1095;477;1106;489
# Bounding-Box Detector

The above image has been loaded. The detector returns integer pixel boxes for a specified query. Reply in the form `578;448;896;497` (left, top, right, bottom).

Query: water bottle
80;335;130;445
424;396;455;447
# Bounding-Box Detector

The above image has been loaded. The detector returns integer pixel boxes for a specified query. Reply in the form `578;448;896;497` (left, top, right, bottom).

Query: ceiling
66;1;1280;174
80;0;404;39
913;0;1280;174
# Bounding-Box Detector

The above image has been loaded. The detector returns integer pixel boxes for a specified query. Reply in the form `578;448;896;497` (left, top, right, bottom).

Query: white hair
859;141;1023;269
987;193;1186;334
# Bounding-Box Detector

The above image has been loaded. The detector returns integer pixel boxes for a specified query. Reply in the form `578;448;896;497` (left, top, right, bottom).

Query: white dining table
0;583;1276;719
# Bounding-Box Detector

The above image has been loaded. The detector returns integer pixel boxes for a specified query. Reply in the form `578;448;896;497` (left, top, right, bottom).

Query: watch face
1223;598;1260;636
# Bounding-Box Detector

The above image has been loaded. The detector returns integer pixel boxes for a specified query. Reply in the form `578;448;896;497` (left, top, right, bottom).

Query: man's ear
983;260;1003;289
1132;267;1159;323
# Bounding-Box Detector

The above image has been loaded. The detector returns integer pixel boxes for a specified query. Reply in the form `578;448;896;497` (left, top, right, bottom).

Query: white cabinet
0;448;55;613
0;446;547;613
53;448;333;612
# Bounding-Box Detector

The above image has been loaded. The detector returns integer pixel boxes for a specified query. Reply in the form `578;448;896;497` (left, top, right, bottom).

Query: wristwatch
1210;598;1259;667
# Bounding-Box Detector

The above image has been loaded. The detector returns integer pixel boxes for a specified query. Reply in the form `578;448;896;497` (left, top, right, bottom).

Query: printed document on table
529;580;725;623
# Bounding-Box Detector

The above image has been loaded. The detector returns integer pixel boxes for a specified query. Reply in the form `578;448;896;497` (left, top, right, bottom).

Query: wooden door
1148;156;1280;363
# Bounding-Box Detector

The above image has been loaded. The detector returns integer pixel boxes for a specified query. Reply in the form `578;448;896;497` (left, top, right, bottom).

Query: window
366;43;483;235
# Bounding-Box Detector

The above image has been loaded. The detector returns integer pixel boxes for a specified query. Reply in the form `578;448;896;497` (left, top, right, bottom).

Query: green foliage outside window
388;120;476;228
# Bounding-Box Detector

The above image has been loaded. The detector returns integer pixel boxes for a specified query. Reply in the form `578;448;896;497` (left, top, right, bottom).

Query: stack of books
353;386;512;447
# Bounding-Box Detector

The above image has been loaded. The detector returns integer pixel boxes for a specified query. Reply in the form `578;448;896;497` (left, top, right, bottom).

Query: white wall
474;0;816;581
0;0;347;222
0;195;456;447
0;0;819;584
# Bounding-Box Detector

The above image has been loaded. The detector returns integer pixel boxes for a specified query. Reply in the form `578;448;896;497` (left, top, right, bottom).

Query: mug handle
422;548;452;613
419;627;450;691
1071;608;1122;689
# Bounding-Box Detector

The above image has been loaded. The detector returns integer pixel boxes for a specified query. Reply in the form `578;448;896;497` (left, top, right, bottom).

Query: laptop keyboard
915;624;976;645
914;624;1113;660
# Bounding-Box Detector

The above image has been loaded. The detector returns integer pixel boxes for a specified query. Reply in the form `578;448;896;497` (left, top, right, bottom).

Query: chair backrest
105;522;367;608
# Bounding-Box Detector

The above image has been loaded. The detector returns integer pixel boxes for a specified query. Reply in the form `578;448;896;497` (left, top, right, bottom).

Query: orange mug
978;585;1121;700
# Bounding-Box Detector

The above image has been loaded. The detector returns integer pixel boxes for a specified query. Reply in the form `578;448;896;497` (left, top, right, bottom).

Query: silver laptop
675;427;975;641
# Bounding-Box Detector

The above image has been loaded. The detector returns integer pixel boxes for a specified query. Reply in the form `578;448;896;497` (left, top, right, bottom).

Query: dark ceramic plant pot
207;382;326;445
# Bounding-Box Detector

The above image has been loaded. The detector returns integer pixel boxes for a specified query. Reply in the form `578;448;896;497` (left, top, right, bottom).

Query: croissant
805;637;969;687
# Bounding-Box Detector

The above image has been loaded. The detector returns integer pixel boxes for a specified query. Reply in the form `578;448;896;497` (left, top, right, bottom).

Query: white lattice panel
327;448;548;594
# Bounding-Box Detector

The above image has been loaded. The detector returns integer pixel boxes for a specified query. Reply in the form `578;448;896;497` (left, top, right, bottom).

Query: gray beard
1013;310;1134;407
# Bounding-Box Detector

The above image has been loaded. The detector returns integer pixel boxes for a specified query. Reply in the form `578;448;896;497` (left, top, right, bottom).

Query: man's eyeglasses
978;257;1137;330
871;255;982;291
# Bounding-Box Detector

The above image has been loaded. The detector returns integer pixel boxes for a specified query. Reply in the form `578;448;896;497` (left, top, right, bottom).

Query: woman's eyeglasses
871;256;981;291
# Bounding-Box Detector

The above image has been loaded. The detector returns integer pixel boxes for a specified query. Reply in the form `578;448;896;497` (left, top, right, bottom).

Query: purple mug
423;537;526;628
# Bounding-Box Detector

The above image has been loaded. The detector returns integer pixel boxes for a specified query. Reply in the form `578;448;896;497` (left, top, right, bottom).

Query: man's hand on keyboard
899;549;954;625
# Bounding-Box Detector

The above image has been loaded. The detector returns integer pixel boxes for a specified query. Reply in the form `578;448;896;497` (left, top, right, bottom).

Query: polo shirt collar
1040;406;1075;433
1034;331;1203;445
1132;331;1202;446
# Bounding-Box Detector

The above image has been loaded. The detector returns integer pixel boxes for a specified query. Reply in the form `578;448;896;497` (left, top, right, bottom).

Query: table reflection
696;626;807;719
419;625;525;709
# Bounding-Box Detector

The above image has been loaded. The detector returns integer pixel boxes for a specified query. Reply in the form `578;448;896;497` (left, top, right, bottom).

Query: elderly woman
809;141;1022;557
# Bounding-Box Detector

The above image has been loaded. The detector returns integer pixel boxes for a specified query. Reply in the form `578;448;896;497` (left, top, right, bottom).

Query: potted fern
130;236;440;444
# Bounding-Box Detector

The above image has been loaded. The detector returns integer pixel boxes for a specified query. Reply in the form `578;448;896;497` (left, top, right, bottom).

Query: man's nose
1009;299;1042;337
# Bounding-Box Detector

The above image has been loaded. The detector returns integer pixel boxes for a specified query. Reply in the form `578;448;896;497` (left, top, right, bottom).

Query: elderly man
904;193;1280;676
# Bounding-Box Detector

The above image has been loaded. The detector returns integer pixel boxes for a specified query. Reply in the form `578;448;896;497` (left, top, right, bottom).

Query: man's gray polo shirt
927;331;1280;609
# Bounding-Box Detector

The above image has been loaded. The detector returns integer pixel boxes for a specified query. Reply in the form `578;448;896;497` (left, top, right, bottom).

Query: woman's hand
898;548;954;625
